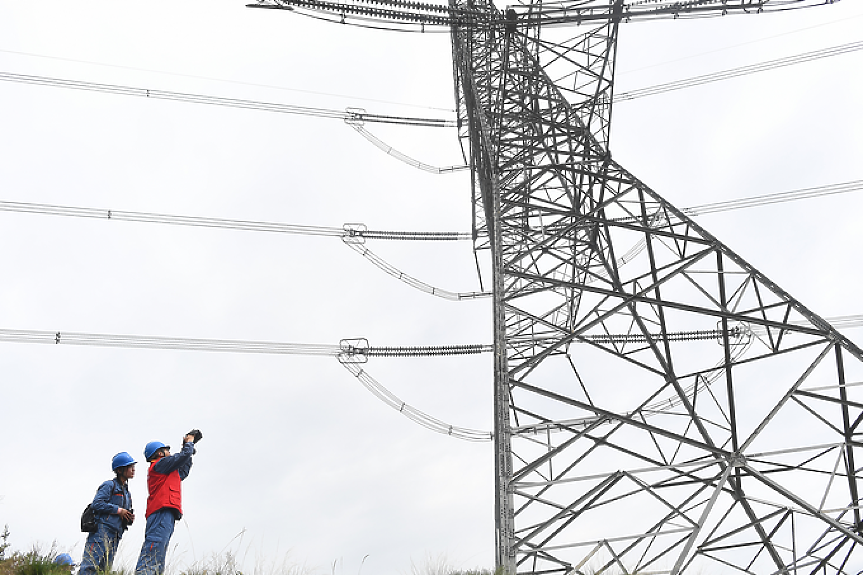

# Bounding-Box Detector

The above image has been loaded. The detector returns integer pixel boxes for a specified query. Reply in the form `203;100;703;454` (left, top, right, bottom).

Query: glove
186;429;203;443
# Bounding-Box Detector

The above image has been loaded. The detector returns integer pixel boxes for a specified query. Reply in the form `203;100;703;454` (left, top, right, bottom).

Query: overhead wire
0;328;343;355
343;240;490;300
617;9;863;76
0;71;455;128
614;40;863;101
0;328;491;358
0;178;860;301
0;48;456;113
0;327;493;441
681;179;863;216
346;119;468;174
2;39;860;129
0;199;487;299
0;181;858;235
0;200;472;241
0;200;348;237
340;361;492;441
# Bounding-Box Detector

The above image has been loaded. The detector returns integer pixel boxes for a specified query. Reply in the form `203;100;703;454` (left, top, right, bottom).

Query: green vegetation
0;546;70;575
0;528;130;575
1;526;10;562
0;527;497;575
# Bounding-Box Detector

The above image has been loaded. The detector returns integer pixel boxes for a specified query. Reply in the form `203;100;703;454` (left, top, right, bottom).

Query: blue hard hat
111;451;137;471
144;441;169;460
54;554;75;566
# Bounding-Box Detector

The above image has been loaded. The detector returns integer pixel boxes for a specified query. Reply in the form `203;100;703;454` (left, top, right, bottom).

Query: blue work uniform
134;442;195;575
79;478;132;575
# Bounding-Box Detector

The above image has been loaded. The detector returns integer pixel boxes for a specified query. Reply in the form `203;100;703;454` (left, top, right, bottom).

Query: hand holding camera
119;508;135;526
185;429;203;444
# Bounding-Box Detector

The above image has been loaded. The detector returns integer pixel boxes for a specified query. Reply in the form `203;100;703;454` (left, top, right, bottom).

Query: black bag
81;504;96;533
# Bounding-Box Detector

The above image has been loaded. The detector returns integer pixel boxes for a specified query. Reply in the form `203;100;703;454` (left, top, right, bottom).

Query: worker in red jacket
134;430;201;575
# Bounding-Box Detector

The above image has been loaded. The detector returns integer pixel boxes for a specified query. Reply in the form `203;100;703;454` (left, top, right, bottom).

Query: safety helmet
54;554;76;566
111;452;137;471
144;441;169;461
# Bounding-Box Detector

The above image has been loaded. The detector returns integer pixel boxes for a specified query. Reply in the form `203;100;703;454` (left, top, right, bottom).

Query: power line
0;328;490;357
682;179;863;215
4;41;860;129
2;39;859;126
0;71;455;128
5;320;859;357
615;40;863;101
347;120;468;173
0;328;341;355
0;326;493;440
19;177;857;305
0;48;456;113
0;179;857;304
0;200;469;240
0;179;859;236
617;10;863;76
344;240;490;300
340;361;493;441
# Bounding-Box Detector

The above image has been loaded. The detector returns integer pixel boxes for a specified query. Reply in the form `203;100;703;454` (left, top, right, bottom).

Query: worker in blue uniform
79;452;136;575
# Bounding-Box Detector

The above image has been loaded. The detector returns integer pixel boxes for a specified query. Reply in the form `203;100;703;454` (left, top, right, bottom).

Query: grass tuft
0;545;75;575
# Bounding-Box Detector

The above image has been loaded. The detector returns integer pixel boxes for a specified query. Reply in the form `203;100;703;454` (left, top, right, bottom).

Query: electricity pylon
250;1;862;573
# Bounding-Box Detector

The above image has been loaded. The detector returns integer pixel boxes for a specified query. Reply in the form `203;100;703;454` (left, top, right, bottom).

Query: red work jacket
145;459;183;518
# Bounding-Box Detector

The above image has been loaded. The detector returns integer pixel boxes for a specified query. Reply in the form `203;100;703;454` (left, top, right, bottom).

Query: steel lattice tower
252;1;860;572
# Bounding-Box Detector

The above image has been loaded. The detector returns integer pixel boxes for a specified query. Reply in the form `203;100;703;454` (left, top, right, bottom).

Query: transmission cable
0;200;349;237
681;180;863;216
0;181;856;235
0;200;471;240
0;178;859;302
0;71;454;128
0;327;491;357
0;327;493;441
0;328;342;355
340;361;492;441
1;318;858;441
345;115;468;174
343;239;489;300
5;41;860;128
614;40;863;101
0;48;456;113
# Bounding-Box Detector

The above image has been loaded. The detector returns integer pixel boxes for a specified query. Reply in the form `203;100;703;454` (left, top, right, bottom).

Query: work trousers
134;509;177;575
79;525;121;575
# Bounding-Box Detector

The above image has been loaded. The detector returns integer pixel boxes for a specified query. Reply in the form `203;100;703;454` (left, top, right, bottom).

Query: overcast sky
1;1;861;574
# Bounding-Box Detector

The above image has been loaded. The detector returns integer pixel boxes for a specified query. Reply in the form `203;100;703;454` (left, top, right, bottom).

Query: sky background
0;1;861;574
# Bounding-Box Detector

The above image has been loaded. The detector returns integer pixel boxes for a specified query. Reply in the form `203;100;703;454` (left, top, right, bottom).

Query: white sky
0;1;861;574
